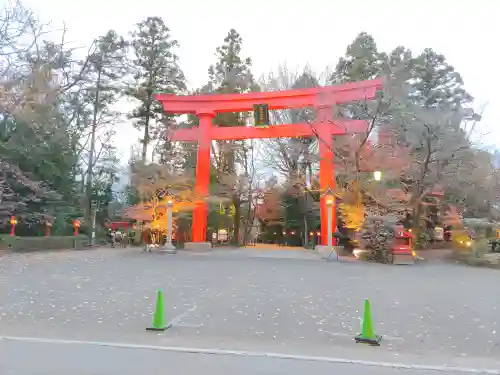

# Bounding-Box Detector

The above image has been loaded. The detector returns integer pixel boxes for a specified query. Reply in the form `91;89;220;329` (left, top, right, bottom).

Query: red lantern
73;220;81;236
9;216;17;237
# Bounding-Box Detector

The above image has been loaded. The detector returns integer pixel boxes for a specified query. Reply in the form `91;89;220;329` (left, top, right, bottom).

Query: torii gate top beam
155;78;383;114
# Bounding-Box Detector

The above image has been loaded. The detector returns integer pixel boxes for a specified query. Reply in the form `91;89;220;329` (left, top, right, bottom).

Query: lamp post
10;216;17;237
73;220;81;237
164;199;176;253
90;201;97;246
326;196;334;251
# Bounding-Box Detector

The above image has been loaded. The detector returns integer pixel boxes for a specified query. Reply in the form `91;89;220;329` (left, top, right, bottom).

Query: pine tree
327;33;387;232
410;48;473;108
289;70;319;246
206;29;258;244
387;49;474;245
82;30;127;238
330;32;386;84
127;16;186;163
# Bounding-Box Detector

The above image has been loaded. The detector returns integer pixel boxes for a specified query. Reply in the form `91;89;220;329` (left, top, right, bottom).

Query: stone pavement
1;247;499;371
211;246;324;260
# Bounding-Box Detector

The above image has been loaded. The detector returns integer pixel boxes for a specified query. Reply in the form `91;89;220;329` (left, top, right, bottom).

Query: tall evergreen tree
127;16;186;163
410;48;473;108
330;32;386;84
82;30;127;236
0;37;80;228
288;70;319;246
327;32;387;180
205;29;258;244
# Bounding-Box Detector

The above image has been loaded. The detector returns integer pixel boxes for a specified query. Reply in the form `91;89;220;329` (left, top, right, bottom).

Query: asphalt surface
1;247;500;373
2;339;495;375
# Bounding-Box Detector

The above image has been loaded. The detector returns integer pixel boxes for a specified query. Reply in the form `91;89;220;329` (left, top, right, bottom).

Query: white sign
434;227;444;240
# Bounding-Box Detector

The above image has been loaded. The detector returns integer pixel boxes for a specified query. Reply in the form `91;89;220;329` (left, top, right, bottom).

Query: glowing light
373;170;382;181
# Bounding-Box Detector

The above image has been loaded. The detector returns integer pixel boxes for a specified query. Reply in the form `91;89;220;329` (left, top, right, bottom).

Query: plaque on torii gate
156;78;383;249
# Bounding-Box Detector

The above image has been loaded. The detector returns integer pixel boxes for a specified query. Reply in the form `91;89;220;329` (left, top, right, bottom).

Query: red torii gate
156;78;383;247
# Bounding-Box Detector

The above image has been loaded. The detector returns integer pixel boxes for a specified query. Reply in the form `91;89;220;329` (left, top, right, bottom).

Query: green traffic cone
146;290;171;331
354;298;382;345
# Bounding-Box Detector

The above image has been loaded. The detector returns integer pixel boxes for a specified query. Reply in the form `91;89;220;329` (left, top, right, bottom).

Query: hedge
452;249;500;269
0;235;88;252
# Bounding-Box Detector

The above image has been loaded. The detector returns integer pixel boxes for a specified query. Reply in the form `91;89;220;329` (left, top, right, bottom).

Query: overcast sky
21;0;499;161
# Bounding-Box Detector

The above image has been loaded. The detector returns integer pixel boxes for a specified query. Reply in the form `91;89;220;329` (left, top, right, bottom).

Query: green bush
451;230;472;250
452;250;500;269
472;239;490;258
416;230;432;249
0;235;88;252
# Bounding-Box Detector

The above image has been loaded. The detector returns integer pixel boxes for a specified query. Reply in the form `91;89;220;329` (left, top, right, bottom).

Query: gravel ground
1;247;499;370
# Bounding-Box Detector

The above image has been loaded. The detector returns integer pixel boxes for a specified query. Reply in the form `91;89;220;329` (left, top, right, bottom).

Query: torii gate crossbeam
156;78;383;248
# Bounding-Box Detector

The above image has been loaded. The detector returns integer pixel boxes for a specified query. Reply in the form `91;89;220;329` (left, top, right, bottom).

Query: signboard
253;104;269;127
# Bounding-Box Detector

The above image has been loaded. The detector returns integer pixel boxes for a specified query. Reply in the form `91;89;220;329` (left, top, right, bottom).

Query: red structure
391;228;414;265
72;219;80;237
106;221;132;231
9;216;17;237
156;78;383;245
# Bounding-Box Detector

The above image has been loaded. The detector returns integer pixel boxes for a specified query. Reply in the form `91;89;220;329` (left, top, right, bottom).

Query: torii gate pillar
191;111;215;244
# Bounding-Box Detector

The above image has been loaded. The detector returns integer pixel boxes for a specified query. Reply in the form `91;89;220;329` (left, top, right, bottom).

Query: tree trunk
412;203;423;249
242;197;254;245
85;64;102;242
142;115;150;162
231;196;241;245
303;213;308;248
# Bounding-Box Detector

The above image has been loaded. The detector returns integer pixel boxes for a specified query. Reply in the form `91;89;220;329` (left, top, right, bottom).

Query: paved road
1;248;500;371
2;339;497;375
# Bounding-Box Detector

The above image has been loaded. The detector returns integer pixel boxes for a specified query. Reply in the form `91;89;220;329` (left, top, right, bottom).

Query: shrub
452;250;500;269
416;230;432;249
0;235;88;252
360;220;394;263
471;239;490;258
452;230;472;250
